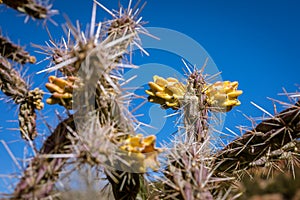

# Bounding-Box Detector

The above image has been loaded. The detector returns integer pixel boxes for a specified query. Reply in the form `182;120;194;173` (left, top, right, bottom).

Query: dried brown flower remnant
19;88;44;140
45;76;80;109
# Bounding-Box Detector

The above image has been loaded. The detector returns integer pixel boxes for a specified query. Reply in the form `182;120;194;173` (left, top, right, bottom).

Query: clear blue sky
1;0;300;194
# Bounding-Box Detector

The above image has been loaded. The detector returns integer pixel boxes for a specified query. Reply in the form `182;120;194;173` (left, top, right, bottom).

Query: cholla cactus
0;56;43;140
1;1;300;199
144;66;243;199
10;1;158;199
13;115;75;199
214;99;300;173
0;34;36;64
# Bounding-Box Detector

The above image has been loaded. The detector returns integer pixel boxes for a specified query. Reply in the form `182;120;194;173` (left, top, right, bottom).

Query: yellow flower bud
145;75;186;109
204;81;242;112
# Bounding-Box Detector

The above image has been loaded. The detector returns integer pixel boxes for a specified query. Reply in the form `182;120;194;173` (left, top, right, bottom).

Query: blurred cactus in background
0;1;299;200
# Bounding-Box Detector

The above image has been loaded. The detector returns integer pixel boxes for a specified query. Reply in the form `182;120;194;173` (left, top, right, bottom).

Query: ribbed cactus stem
0;35;36;64
249;140;299;169
87;51;139;199
183;70;210;142
13;116;75;199
215;100;300;173
0;57;28;102
83;3;147;198
162;70;214;199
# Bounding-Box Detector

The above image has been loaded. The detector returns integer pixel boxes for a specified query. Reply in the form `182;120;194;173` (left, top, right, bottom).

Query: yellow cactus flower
204;81;242;112
145;75;186;110
45;76;80;109
120;134;162;171
146;75;242;112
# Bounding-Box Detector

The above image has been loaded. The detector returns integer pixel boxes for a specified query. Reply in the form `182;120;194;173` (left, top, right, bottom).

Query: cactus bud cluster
19;88;43;140
146;75;243;113
204;81;243;112
145;75;186;109
29;88;44;110
45;76;80;109
120;134;162;171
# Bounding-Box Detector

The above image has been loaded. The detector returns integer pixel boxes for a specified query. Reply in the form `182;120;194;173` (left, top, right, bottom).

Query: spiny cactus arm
0;57;29;102
215;100;300;173
158;70;217;199
0;35;36;64
0;57;43;140
13;115;75;199
1;0;50;19
248;140;300;169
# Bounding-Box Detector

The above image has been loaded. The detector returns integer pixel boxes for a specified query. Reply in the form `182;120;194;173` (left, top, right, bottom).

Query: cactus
0;35;36;64
0;1;299;200
0;55;43;140
13;115;75;199
1;0;57;20
214;99;300;173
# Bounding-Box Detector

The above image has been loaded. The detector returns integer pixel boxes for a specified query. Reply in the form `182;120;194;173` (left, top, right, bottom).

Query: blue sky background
0;0;300;194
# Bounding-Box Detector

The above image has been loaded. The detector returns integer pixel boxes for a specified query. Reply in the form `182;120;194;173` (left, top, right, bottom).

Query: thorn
251;101;274;118
94;0;116;18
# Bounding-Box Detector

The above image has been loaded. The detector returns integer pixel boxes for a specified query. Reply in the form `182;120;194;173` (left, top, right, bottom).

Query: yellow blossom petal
45;83;64;94
145;89;156;96
227;90;243;98
154;75;168;87
119;134;162;171
148;81;164;92
145;75;186;110
204;81;242;112
45;76;80;109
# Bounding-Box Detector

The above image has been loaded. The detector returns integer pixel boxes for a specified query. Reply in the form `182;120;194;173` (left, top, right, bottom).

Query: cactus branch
0;57;28;102
0;57;43;140
13;115;75;199
0;35;36;64
215;100;300;173
2;0;49;19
